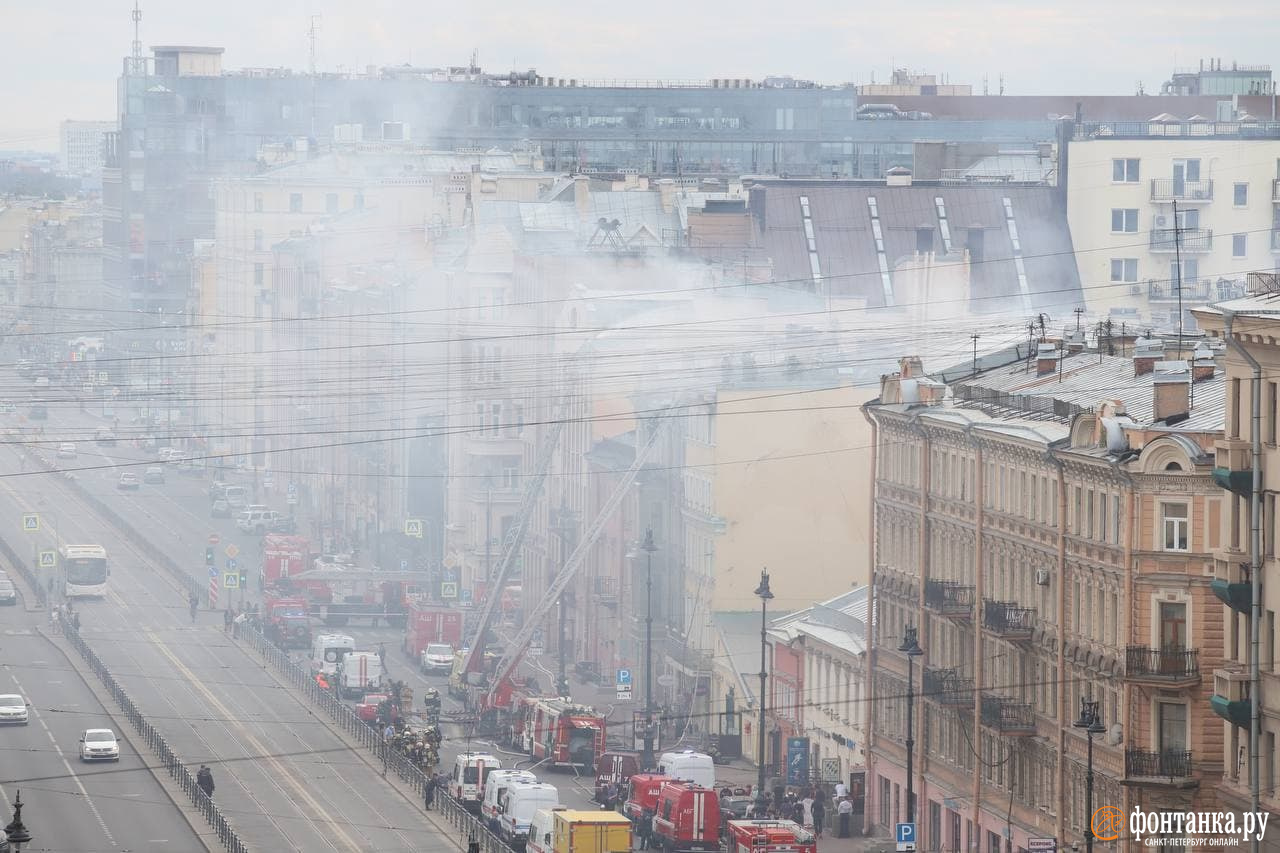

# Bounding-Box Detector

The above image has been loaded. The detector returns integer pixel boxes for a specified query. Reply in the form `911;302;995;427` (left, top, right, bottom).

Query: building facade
865;345;1227;853
60;120;115;177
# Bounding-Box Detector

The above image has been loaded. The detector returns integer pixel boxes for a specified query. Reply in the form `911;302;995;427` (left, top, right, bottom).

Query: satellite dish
1106;723;1123;746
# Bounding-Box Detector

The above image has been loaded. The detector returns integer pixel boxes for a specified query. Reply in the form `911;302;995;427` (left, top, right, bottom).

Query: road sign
617;691;633;701
896;824;917;846
208;567;218;578
227;558;238;571
224;543;240;559
461;589;472;603
209;577;218;608
443;552;458;570
1028;840;1056;852
400;559;409;571
617;668;632;686
287;482;298;505
820;757;841;782
208;533;221;546
22;514;39;533
224;572;239;589
404;519;423;538
38;550;55;568
441;581;458;599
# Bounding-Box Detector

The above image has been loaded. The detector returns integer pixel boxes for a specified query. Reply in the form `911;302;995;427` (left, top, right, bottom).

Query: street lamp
898;626;924;824
4;789;32;851
1074;698;1106;853
754;569;774;812
641;528;658;770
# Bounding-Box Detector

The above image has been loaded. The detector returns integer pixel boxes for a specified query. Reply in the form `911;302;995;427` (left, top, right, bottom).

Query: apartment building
864;345;1227;853
59;120;115;177
1065;123;1280;324
1190;294;1280;833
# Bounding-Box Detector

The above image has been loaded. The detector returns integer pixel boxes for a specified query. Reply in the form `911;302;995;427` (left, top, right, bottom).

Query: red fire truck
276;568;421;627
623;773;672;823
594;751;641;804
262;535;311;589
264;596;312;649
724;821;816;853
402;601;464;658
651;781;721;853
515;697;606;769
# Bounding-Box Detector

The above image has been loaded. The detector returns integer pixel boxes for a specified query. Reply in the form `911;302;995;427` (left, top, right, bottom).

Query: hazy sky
3;0;1275;150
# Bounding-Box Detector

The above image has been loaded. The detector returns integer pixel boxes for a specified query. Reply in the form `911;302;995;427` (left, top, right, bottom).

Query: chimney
886;166;913;187
748;185;767;231
657;178;677;214
1153;360;1191;422
1133;336;1162;376
899;355;924;379
1192;342;1216;382
1036;342;1058;376
573;174;590;216
1066;330;1086;354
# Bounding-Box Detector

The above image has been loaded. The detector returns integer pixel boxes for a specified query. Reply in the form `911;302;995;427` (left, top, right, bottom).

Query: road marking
145;629;364;853
10;671;117;846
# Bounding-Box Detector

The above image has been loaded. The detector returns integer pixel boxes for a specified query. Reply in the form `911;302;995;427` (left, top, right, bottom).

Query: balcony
924;580;974;620
980;694;1037;736
1146;277;1212;303
1211;439;1256;497
1272;179;1280;203
592;576;619;605
982;599;1035;641
1149;228;1213;253
1124;749;1197;786
923;667;974;708
1210;668;1251;729
1150;178;1214;202
1124;646;1200;687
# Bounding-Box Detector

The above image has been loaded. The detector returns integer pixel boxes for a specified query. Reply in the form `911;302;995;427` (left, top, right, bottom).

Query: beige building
1065;127;1280;324
865;343;1227;853
60;120;115;177
1191;293;1280;834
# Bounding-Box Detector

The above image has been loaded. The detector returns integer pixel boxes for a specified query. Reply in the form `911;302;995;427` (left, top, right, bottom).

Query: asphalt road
0;433;454;853
0;605;205;853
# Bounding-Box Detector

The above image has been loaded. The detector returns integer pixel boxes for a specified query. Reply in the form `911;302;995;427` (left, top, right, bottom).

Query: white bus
59;545;109;598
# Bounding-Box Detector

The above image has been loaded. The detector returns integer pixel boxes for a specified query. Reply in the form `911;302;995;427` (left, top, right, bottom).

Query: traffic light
205;547;215;565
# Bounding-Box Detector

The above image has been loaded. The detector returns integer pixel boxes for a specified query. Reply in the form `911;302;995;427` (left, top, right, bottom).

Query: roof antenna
130;1;144;73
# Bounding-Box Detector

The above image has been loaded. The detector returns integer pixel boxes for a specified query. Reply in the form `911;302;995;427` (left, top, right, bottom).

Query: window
253;192;263;213
253;262;264;287
1110;258;1138;282
1112;158;1140;182
289;192;303;213
1111;208;1138;233
253;229;263;251
326;193;339;214
1234;182;1249;206
1162;503;1189;551
1234;234;1248;258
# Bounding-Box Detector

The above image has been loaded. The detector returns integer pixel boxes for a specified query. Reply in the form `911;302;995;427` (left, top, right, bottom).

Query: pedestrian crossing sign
38;550;55;568
404;519;423;538
440;581;458;599
22;514;39;532
223;572;239;589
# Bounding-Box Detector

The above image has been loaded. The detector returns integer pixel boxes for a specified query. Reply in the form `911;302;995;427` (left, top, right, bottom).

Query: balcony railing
1271;230;1280;252
924;580;974;619
593;576;619;602
1272;179;1280;203
1150;228;1213;252
1124;645;1200;684
1146;277;1212;303
982;600;1035;640
1150;178;1214;201
1125;748;1194;780
980;694;1037;735
923;667;974;707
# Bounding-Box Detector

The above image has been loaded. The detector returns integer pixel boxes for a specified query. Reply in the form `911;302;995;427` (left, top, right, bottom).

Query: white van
223;485;248;509
658;750;716;789
482;769;538;829
336;651;384;698
499;782;560;849
451;752;501;811
526;807;565;853
311;634;355;676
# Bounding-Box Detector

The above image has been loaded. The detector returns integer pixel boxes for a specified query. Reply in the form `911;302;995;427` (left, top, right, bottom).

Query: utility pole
754;570;774;811
551;498;578;698
641;529;658;770
1073;306;1085;333
970;333;980;378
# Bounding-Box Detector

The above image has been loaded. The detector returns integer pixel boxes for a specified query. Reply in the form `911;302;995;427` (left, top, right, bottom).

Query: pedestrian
801;791;814;829
424;774;437;811
189;592;199;623
197;765;215;799
811;796;825;839
378;642;387;668
837;796;852;838
223;608;233;633
792;798;805;826
49;605;60;628
834;780;847;801
384;723;395;743
71;611;81;632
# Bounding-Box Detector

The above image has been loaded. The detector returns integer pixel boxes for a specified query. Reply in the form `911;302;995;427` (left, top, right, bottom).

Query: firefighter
316;672;330;691
424;773;437;810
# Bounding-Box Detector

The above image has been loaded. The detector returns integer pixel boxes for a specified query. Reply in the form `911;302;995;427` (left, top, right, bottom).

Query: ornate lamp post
898;626;924;823
1073;698;1106;853
754;569;774;813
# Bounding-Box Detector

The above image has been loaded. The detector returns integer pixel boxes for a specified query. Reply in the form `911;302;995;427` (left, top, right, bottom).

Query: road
15;405;608;812
0;605;205;852
0;431;454;853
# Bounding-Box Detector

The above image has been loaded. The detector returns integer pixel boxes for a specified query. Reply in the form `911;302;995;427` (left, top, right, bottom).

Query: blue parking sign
896;824;916;844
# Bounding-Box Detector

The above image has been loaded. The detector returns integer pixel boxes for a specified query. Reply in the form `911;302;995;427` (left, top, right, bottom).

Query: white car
57;443;76;458
420;643;456;674
0;694;29;725
79;728;120;761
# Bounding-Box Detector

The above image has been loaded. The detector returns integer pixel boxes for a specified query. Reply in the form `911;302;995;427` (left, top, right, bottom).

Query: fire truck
650;781;721;853
402;601;464;658
623;773;672;823
724;821;816;853
262;534;311;589
264;597;312;649
275;568;423;627
515;697;606;770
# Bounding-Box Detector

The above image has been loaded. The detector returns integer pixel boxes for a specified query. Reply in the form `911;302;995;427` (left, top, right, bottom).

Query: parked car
0;575;16;605
143;466;165;484
117;472;140;490
0;694;29;725
79;728;120;761
211;499;231;518
57;442;76;458
236;508;287;535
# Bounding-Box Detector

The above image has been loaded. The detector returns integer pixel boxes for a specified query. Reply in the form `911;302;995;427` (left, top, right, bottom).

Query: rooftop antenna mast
308;16;321;137
130;1;144;74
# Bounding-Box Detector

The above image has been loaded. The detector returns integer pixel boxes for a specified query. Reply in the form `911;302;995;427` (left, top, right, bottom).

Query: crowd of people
47;598;81;632
744;781;858;839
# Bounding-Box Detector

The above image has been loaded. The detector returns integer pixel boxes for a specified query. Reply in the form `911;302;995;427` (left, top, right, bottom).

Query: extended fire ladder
458;394;572;677
483;410;674;707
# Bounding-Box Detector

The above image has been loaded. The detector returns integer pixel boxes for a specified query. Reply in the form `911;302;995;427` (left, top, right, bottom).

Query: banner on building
786;736;810;785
